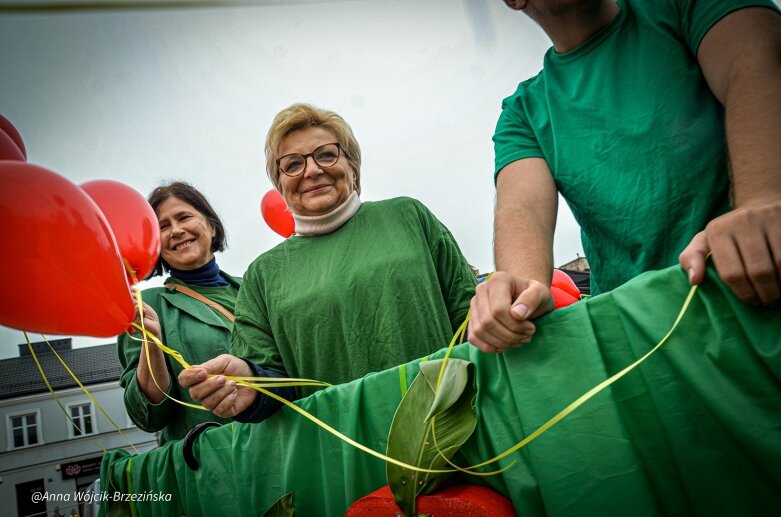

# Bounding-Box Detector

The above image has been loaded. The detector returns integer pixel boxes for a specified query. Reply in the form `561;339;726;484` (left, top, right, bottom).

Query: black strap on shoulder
183;421;222;471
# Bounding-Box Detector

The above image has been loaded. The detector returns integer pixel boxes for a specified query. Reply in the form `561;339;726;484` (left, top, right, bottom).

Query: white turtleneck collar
292;191;362;236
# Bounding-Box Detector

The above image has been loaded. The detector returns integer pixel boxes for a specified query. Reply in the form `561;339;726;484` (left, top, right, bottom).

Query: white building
0;338;157;517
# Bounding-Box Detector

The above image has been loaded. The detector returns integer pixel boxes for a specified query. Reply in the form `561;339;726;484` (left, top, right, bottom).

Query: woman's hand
178;355;258;418
134;301;161;340
134;302;170;403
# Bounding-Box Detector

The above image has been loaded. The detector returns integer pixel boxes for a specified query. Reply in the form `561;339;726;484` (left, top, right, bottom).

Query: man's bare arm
680;7;781;305
468;158;557;353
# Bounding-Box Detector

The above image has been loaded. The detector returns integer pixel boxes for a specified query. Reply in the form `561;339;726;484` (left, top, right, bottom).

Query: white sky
0;0;585;357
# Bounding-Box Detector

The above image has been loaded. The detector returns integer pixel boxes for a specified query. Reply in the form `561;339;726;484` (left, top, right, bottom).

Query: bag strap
165;283;235;323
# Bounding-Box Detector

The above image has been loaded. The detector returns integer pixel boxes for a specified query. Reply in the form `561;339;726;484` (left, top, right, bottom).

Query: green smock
231;197;477;397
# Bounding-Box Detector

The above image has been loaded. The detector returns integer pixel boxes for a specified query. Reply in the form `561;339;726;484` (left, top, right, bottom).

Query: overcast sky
0;0;586;357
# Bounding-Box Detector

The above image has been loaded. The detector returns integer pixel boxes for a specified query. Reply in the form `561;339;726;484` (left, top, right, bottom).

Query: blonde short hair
265;103;362;193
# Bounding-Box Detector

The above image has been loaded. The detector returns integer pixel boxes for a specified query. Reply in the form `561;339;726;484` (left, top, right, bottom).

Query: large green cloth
231;197;477;397
101;266;781;516
493;0;780;295
118;271;240;445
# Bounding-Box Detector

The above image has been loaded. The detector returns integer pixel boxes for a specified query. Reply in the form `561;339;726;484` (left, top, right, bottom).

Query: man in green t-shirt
469;0;781;353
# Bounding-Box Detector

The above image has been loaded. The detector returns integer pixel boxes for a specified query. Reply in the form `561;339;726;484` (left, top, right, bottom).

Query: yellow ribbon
459;283;699;471
23;333;140;454
127;276;699;476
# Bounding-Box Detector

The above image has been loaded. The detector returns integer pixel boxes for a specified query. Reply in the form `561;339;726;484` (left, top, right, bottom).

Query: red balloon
0;162;134;337
260;189;295;238
0;129;25;161
81;180;161;283
551;286;579;310
0;114;26;160
552;268;581;300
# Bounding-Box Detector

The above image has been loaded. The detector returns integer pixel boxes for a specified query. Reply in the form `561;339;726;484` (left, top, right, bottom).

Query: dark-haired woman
117;182;247;445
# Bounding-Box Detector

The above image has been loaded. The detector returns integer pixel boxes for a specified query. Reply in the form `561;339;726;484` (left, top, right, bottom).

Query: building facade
0;339;157;517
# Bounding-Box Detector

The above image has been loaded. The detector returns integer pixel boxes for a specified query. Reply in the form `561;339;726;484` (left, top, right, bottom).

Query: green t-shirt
231;197;476;397
494;0;779;295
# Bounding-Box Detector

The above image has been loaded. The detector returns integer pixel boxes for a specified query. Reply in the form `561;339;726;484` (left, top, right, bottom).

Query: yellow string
128;309;458;474
433;271;493;392
23;333;106;453
434;311;470;393
425;279;699;474
126;458;137;517
23;333;143;454
40;335;140;454
129;322;457;473
131;265;215;410
125;276;699;477
130;284;204;409
430;415;514;476
128;323;331;408
464;283;700;469
248;383;458;475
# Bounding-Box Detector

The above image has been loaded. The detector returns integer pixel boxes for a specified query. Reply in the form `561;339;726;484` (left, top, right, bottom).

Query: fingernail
196;371;207;381
511;304;530;318
688;267;695;283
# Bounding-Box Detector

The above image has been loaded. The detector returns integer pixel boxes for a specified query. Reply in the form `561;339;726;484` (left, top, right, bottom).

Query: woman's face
156;196;215;271
277;126;356;217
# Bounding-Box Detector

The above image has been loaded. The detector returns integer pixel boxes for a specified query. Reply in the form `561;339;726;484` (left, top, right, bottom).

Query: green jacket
118;271;241;445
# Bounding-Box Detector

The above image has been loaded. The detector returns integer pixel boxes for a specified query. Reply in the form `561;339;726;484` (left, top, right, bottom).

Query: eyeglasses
277;142;345;177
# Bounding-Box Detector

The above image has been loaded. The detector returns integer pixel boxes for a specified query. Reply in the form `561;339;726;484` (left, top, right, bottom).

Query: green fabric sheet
100;266;781;516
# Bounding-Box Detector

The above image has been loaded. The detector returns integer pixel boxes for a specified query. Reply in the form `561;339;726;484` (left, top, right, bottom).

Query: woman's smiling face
277;126;356;217
156;196;216;271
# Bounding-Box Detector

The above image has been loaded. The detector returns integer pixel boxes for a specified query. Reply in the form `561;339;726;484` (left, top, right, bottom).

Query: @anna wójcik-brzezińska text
31;489;173;504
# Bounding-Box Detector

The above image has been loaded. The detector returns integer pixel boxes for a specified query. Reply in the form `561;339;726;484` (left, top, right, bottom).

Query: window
67;402;96;437
9;411;40;448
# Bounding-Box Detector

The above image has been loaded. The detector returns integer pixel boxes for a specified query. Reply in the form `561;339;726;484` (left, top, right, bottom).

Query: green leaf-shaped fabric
386;359;477;515
260;492;294;517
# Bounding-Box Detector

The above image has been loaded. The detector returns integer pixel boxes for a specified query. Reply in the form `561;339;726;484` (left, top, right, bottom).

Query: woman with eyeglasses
178;103;476;421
